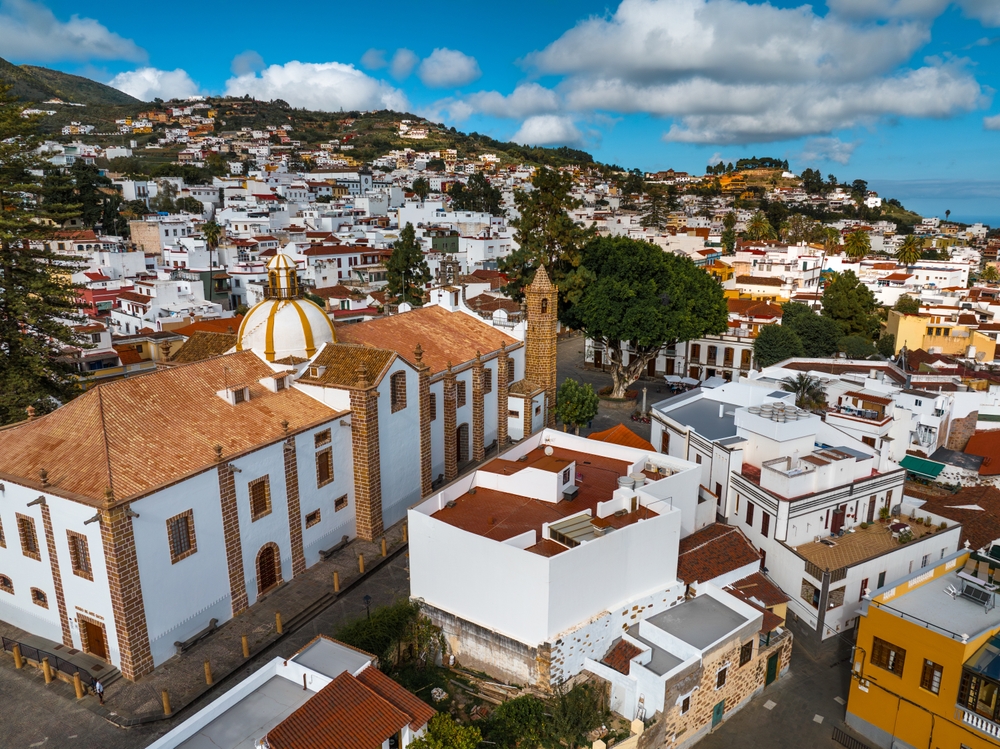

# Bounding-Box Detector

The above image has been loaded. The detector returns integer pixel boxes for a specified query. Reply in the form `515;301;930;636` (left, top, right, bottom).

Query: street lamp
364;594;372;620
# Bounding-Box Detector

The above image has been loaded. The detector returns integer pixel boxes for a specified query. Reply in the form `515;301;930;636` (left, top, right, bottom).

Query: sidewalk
0;520;408;726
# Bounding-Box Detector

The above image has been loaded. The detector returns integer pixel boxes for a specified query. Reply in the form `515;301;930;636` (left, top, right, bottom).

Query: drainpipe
815;568;832;647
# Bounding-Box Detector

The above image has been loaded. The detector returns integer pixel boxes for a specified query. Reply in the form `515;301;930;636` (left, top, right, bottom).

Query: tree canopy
753;324;804;368
449;172;502;215
893;295;920;315
821;270;879;339
782;373;826;409
386;222;430;305
843;230;871;260
780;302;842;358
554;378;599;433
410;715;481;749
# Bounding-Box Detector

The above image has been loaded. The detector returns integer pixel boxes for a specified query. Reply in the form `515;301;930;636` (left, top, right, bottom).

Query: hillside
0;56;141;106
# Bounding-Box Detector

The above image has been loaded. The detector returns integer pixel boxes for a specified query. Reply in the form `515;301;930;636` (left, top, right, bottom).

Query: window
0;574;11;594
335;495;348;512
877;571;886;589
921;554;930;568
691;344;701;360
67;531;92;580
761;512;770;538
920;660;943;694
457;380;467;408
275;376;287;391
315;429;331;447
871;637;906;676
391;371;407;412
31;588;47;608
167;510;197;563
16;515;39;561
562;468;571;484
483;367;493;394
681;696;691;714
233;387;246;404
716;667;728;689
740;641;754;666
507;365;515;384
695;454;702;464
0;516;5;548
429;393;437;421
316;448;333;487
860;578;869;600
508;409;519;417
746;501;755;526
535;405;542;416
249;476;272;521
305;509;321;528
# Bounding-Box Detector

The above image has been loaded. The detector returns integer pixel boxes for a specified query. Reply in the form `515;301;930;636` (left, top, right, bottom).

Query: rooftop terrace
793;519;948;570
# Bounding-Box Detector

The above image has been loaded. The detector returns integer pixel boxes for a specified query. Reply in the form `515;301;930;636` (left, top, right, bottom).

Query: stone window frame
335;495;348;512
429;393;437;421
0;515;5;548
715;664;729;690
76;612;108;659
0;575;12;594
457;380;467;408
30;587;48;608
66;530;93;581
801;578;820;609
739;640;754;667
166;509;198;564
316;448;334;488
16;513;40;561
249;476;272;522
680;695;691;714
390;371;407;413
305;509;321;528
483;367;493;394
314;428;331;447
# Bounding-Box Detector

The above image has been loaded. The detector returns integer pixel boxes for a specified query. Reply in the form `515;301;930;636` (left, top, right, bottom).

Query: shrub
859;522;869;529
939;521;947;530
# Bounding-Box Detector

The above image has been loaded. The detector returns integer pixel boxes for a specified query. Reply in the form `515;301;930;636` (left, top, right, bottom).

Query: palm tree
983;265;1000;283
745;211;776;241
896;235;921;267
822;227;841;254
844;230;871;261
781;373;827;410
202;220;223;272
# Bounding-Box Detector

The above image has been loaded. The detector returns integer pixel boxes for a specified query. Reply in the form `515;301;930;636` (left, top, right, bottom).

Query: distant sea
867;179;1000;229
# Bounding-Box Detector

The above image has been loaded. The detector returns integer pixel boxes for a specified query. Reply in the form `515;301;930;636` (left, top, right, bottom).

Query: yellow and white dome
236;253;336;362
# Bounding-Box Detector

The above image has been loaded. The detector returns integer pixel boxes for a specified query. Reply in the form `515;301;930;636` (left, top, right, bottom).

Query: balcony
958;706;1000;740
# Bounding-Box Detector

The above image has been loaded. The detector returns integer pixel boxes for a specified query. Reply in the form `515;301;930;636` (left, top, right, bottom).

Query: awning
681;377;700;386
899;455;945;479
703;376;726;389
664;375;682;383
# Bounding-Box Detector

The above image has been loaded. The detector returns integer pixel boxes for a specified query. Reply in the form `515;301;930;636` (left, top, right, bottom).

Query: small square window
681;696;690;714
562;468;571;484
508;410;519;417
391;371;407;412
167;510;197;564
305;509;321;528
335;495;348;512
316;448;333;487
740;641;753;666
249;476;272;521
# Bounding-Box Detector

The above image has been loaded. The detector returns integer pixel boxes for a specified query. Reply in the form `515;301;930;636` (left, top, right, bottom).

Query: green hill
0;56;141;106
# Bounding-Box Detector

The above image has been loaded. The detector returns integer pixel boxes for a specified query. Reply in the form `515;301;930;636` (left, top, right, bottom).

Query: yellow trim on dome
313;298;337;343
235;303;256;351
289;300;316;358
264;300;282;362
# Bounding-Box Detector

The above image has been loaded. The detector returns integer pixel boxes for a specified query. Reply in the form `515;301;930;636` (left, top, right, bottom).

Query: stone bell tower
524;266;558;427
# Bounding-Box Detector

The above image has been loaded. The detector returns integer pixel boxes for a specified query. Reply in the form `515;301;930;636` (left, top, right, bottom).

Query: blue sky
4;0;1000;222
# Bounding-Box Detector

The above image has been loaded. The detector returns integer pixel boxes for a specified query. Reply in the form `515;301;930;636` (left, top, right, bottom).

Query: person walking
94;679;104;705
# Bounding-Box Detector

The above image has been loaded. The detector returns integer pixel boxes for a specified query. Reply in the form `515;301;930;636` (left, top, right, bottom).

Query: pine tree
0;84;86;425
386;222;430;306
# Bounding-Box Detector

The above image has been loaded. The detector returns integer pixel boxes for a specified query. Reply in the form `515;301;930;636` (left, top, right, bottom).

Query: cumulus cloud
511;115;584;146
985;114;1000;130
108;67;200;101
434;83;561;122
361;48;387;70
231;50;264;76
224;61;408;111
418;48;482;88
390;49;419;80
961;0;1000;26
517;0;987;144
0;0;145;63
798;137;860;165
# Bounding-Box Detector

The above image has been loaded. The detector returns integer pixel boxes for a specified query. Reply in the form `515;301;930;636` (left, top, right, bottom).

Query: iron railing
2;636;96;687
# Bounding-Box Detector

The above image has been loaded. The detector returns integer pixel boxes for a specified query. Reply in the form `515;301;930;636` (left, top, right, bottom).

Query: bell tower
524;266;558;427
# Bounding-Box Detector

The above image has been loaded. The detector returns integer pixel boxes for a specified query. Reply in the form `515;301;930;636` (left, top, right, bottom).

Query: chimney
719;403;725;418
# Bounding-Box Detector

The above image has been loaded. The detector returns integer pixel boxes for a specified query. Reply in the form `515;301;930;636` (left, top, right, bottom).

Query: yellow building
887;310;997;361
847;547;1000;748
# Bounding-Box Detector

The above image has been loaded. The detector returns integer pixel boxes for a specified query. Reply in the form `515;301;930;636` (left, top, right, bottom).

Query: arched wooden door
256;544;282;595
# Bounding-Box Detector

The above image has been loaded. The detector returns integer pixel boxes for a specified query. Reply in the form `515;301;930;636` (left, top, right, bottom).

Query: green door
712;700;725;728
766;653;779;685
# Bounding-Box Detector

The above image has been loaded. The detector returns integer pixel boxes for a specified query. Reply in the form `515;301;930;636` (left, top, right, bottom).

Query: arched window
540;298;548;314
0;575;12;594
30;588;47;608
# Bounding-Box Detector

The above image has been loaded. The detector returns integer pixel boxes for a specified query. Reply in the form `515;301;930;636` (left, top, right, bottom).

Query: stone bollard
333;570;340;593
276;611;283;635
42;657;53;684
242;634;250;659
73;672;84;700
204;659;213;685
358;554;365;574
162;689;172;716
12;644;22;669
381;537;387;557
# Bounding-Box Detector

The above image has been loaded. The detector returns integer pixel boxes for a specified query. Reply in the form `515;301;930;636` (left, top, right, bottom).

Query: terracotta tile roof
727;298;783;318
310;284;361;300
356;666;436;730
736;275;784;287
965;431;1000;475
298;343;396;388
602;639;642;675
265;671;413;749
882;272;912;282
467;294;521;314
844;391;892;407
117;291;150;304
525;539;567;557
112;346;143;365
725;572;790;608
905;484;1000;550
676;524;761;584
168;331;237;363
588;424;654;451
0;351;340;505
336;306;517;374
171;315;244;338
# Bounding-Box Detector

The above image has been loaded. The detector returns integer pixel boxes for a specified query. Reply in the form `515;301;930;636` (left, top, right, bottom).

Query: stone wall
946;410;978;451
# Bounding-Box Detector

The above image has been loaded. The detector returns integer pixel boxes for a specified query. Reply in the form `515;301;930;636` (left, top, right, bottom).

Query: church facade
0;254;558;680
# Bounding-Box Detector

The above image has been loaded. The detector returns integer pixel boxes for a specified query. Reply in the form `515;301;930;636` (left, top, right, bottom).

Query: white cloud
0;0;145;63
390;49;418;80
511;115;583;146
418;48;482;88
798;137;859;165
224;61;408;111
985;114;1000;130
826;0;948;19
434;83;561;122
108;67;200;101
361;48;387;70
230;50;264;76
707;152;723;166
960;0;1000;26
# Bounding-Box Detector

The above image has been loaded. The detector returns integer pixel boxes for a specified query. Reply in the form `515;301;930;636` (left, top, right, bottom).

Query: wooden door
647;358;657;377
594;349;602;368
666;359;674;375
866;500;876;524
83;620;108;661
766;653;779;685
660;431;669;454
258;547;278;593
831;506;846;535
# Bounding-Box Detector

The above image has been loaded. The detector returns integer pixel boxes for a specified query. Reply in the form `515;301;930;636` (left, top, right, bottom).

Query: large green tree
744;211;776;241
554;378;600;433
893;295;920;315
411;176;430;201
386;222;430;305
780;302;843;358
822;269;879;338
843;229;871;261
565;236;727;398
499;168;595;307
0;84;85;424
450;172;502;215
70;161;112;227
410;715;481;749
753;325;804;368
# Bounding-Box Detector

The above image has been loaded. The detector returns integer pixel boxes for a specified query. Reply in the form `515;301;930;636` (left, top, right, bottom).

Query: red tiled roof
356;666;435;730
265;671;413;749
587;424;655;451
725;572;790;608
171;315;244;338
84;272;111;281
965;431;1000;475
676;524;761;584
906;484;1000;550
602;639;642;675
113;346;143;365
736;275;784;287
727;298;783;318
117;291;150;304
844;391;892;407
882;273;912;282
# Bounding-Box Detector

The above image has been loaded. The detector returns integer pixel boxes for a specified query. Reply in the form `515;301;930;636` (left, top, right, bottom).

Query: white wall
378;359;423;526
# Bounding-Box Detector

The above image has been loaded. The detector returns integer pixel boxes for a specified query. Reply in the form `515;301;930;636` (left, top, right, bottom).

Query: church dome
236;253;336;362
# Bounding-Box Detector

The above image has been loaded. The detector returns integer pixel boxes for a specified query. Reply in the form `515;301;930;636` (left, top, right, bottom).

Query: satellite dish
544;446;554;456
